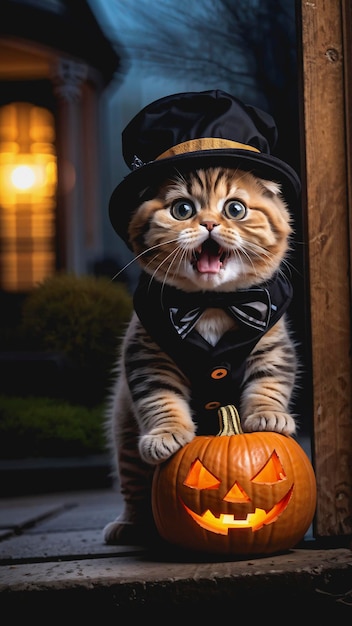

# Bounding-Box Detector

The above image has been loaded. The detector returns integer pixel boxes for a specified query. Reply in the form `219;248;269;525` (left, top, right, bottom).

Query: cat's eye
223;199;247;220
170;199;196;221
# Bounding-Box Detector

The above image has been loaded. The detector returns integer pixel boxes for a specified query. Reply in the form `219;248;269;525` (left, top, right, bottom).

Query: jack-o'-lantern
152;405;316;555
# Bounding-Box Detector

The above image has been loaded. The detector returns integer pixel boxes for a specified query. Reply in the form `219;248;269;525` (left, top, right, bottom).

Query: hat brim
109;149;301;249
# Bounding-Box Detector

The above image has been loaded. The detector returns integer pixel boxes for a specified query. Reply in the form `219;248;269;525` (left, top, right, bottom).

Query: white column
53;58;88;274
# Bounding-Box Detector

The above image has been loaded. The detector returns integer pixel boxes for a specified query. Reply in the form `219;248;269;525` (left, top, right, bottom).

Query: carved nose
201;221;218;232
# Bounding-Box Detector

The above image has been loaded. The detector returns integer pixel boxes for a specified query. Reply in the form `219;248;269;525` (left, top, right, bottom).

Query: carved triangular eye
251;450;286;484
183;458;221;490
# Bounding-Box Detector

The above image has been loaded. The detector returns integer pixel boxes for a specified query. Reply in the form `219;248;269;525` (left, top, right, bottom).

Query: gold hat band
156;137;260;161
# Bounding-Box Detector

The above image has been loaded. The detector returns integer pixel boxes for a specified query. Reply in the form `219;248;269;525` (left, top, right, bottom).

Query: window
0;102;57;291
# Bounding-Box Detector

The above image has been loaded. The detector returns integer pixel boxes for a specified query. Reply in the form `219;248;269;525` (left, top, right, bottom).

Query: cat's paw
139;428;194;464
103;520;137;544
103;520;159;546
242;411;296;436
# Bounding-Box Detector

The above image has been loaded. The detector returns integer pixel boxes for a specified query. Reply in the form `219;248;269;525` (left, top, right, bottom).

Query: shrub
19;273;133;405
0;394;106;458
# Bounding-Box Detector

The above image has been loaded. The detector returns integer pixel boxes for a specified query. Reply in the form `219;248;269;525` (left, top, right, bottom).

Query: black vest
133;272;292;435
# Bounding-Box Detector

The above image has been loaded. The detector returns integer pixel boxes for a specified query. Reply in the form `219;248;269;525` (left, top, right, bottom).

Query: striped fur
103;168;298;545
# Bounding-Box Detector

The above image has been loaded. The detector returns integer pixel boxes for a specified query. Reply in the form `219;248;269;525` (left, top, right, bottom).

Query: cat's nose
201;221;218;232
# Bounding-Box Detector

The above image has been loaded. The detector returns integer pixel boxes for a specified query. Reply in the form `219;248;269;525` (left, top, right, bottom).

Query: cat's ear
260;179;282;197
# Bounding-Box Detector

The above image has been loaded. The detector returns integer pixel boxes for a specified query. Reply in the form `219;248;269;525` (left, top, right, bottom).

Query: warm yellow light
0;102;57;292
0;157;56;202
181;485;294;534
10;165;36;190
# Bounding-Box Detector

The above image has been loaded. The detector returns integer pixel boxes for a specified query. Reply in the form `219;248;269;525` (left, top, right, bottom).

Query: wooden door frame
298;0;352;538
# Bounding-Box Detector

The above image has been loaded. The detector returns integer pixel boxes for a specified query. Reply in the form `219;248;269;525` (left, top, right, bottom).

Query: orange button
210;367;229;380
204;401;221;410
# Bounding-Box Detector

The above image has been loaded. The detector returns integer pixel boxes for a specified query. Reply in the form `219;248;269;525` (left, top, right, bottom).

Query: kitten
103;167;298;545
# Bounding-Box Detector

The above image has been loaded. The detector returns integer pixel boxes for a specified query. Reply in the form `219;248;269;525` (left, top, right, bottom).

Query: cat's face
128;168;292;291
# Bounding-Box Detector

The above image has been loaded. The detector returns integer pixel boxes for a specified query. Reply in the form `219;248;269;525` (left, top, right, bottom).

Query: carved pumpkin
152;405;316;555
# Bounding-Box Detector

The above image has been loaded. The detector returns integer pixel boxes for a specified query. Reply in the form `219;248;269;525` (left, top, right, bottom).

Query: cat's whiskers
110;237;179;283
242;239;283;272
233;243;260;277
161;244;191;290
156;247;190;303
160;248;186;294
147;244;183;291
241;240;297;284
166;245;194;289
242;239;272;261
279;258;297;280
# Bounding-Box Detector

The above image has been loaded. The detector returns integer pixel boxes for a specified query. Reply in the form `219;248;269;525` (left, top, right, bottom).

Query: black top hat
109;89;301;248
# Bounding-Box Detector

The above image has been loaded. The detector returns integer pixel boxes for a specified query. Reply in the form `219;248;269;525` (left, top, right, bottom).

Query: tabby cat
103;166;298;545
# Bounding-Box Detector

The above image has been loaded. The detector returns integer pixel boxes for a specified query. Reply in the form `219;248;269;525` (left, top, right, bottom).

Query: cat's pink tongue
197;250;221;273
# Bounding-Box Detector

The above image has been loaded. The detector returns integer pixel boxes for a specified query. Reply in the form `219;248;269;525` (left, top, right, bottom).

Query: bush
0;394;106;459
19;273;133;405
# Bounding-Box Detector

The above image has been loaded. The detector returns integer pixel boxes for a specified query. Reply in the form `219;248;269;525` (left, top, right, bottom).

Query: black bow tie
168;288;274;339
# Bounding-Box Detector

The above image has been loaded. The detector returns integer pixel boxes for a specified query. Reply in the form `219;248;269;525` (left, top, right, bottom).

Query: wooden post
298;0;352;537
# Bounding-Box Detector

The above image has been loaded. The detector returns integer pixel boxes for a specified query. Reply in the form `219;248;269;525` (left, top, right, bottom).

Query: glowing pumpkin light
152;405;316;556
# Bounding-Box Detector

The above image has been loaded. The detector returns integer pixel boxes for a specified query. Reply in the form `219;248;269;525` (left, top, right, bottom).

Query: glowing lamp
1;155;56;199
11;164;36;190
152;405;316;556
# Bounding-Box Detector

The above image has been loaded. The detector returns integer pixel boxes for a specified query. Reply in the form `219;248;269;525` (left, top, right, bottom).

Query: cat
103;166;298;546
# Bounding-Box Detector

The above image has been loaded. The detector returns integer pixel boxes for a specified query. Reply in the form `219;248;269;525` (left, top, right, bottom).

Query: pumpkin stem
217;405;243;436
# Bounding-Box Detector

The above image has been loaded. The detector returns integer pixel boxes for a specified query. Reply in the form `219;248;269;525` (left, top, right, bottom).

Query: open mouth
192;239;228;274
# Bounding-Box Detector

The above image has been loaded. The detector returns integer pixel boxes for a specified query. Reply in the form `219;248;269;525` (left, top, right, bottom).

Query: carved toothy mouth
180;484;294;534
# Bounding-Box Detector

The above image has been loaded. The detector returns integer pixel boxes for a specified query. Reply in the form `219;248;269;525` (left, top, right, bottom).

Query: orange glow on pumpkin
179;452;293;534
223;481;251;503
182;485;294;534
152;405;317;556
180;453;292;534
252;450;287;483
184;458;221;490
